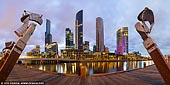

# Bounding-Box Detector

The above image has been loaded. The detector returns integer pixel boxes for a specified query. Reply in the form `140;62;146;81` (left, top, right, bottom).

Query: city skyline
0;0;170;56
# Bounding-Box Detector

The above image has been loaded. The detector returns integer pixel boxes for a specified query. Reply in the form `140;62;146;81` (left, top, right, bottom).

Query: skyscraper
75;10;83;50
51;42;58;57
66;28;74;49
26;45;40;56
45;19;52;52
116;27;128;55
83;41;89;50
45;42;58;58
93;45;96;52
96;17;104;52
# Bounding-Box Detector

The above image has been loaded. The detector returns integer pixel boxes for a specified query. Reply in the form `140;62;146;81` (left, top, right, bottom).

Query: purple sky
0;0;170;56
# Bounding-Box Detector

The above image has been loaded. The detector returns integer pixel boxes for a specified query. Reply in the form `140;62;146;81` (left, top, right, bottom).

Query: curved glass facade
75;10;83;50
116;27;128;55
66;28;74;49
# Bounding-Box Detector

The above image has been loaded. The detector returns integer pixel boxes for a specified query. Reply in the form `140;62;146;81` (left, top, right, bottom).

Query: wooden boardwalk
6;63;168;85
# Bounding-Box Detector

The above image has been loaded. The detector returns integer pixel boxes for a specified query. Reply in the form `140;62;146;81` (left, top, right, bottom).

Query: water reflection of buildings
28;61;154;76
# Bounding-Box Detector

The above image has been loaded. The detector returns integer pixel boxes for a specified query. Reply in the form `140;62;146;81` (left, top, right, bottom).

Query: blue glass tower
66;28;74;49
75;10;83;50
45;19;52;52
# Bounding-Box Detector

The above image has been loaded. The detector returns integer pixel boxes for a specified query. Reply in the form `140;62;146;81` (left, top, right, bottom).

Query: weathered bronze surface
0;11;43;81
135;7;170;85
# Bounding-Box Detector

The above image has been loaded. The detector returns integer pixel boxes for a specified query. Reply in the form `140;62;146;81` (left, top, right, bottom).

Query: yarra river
27;60;153;76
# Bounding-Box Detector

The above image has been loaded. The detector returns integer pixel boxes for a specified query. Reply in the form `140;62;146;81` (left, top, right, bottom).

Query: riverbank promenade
6;63;169;85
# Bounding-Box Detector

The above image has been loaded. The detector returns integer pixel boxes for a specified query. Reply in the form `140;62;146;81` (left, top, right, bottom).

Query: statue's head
137;7;154;33
144;7;149;10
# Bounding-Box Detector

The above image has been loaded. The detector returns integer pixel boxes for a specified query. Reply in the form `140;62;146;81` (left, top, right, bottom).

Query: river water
27;60;153;76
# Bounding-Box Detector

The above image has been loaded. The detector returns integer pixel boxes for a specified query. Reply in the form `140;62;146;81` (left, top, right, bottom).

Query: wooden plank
80;79;85;85
69;76;81;85
42;75;59;82
91;76;106;85
8;68;54;81
96;76;108;85
62;76;76;85
127;71;164;84
118;73;149;85
46;76;65;85
57;77;70;85
6;63;168;85
87;77;95;85
99;76;114;84
105;75;123;84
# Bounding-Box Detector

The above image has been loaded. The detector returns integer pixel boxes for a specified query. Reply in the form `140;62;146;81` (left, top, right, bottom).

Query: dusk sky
0;0;170;56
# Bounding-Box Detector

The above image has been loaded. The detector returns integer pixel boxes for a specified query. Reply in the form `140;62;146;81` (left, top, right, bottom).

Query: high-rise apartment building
116;27;128;55
45;42;58;58
83;41;89;50
96;17;104;52
75;10;83;50
66;28;74;49
93;45;96;52
26;45;40;56
45;19;52;52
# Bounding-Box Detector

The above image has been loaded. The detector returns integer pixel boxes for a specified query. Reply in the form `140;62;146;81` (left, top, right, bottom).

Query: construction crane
0;10;43;81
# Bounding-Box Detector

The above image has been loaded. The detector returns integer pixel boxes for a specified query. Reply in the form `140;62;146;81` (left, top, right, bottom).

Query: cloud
0;0;170;56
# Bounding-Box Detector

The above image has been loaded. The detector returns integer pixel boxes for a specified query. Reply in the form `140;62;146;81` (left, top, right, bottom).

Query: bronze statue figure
135;7;170;85
0;10;43;81
137;7;154;33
